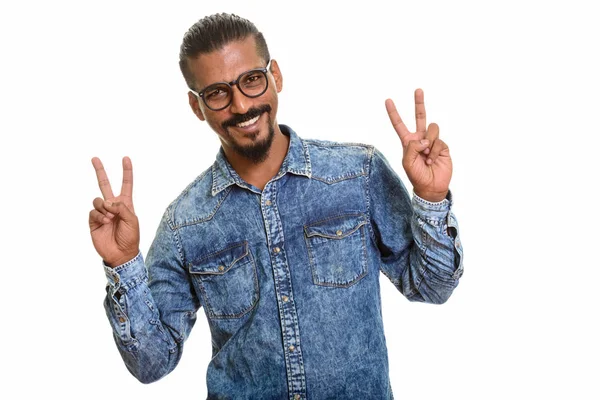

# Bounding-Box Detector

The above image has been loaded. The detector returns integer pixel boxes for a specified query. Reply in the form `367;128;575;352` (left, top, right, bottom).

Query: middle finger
414;88;427;135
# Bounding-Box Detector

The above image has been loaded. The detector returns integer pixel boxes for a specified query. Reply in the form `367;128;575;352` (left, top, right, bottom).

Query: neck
223;125;290;190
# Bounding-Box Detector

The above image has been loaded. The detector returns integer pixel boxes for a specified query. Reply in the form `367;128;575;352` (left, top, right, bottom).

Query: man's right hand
89;156;140;268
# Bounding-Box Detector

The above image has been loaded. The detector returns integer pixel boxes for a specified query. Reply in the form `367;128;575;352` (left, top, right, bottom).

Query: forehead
189;36;264;89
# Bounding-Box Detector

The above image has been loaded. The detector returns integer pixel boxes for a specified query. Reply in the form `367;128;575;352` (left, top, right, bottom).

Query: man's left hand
385;89;452;203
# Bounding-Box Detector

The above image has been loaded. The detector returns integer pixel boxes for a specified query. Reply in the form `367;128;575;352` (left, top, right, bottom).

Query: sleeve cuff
412;191;453;218
103;252;147;292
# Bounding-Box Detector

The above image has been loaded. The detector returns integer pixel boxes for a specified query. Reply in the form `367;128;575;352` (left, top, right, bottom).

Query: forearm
404;192;463;304
369;148;463;303
104;253;183;383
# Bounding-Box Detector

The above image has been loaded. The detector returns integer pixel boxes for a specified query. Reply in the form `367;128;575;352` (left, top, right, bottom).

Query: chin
230;121;275;164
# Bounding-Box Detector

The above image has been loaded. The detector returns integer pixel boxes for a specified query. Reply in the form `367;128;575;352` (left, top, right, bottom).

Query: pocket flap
304;213;367;239
189;241;249;275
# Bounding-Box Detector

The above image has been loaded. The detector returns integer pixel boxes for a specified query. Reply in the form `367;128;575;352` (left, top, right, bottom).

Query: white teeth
236;115;260;128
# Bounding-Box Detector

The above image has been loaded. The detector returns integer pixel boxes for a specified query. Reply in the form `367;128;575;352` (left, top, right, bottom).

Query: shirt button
265;200;272;206
336;230;343;236
282;295;289;302
288;345;295;352
273;247;280;253
294;395;301;400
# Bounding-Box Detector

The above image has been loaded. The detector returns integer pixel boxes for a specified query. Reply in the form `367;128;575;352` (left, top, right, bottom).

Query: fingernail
106;212;115;218
427;158;433;165
420;139;430;146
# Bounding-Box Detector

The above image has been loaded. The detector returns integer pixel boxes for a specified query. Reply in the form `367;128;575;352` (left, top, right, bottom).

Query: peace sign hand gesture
89;157;140;268
386;89;452;203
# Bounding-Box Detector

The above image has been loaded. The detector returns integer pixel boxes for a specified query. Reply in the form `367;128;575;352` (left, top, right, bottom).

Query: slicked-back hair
179;13;270;91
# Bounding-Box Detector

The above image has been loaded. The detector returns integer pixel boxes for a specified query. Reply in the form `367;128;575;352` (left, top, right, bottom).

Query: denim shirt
103;125;463;400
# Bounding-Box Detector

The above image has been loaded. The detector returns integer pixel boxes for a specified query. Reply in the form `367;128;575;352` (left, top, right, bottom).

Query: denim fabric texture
103;125;464;399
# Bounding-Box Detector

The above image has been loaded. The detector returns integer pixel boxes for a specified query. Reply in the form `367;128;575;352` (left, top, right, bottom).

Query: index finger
120;156;133;199
385;98;410;145
92;157;115;199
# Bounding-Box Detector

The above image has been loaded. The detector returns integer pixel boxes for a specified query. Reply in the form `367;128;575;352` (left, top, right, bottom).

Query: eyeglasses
190;60;271;111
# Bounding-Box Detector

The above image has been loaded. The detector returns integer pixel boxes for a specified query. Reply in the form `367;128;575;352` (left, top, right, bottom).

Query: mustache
222;104;272;129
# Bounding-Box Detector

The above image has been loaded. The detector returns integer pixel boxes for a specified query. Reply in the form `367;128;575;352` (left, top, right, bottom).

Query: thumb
403;139;430;167
104;201;137;223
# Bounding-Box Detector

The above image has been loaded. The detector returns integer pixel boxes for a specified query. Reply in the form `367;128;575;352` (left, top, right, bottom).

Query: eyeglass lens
204;69;268;110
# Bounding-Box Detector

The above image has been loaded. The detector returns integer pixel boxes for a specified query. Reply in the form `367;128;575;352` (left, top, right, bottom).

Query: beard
222;104;275;164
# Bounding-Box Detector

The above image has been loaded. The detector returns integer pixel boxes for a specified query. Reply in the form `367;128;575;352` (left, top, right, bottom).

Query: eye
243;72;265;87
205;87;228;99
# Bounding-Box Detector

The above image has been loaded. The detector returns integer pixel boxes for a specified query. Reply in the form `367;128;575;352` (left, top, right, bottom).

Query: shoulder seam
166;165;213;228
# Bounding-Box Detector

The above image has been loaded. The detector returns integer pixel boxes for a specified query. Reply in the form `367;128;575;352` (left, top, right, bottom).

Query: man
89;13;463;400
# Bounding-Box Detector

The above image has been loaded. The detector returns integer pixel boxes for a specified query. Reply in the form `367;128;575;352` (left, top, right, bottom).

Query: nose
228;85;250;115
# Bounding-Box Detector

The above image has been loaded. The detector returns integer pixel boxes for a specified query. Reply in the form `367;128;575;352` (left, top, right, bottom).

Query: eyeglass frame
190;60;272;111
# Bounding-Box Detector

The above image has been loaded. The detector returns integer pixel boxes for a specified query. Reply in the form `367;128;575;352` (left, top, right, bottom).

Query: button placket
260;181;306;397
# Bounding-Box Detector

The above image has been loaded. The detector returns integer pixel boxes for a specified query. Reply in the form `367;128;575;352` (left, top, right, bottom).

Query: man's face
187;36;283;163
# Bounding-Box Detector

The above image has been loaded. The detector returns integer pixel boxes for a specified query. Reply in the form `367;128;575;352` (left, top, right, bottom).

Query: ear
188;91;205;121
270;59;283;93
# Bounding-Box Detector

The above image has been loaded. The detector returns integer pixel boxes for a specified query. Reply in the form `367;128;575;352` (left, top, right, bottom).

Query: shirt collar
211;124;312;196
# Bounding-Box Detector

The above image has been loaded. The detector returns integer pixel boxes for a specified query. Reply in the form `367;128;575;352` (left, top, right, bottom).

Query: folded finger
403;139;430;169
93;197;114;218
89;209;111;226
423;123;439;157
426;138;446;165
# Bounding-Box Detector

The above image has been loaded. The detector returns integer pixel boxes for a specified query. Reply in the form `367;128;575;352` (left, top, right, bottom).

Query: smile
236;114;260;128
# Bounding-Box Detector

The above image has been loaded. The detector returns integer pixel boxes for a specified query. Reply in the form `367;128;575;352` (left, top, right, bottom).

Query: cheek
269;94;278;116
202;113;226;134
203;109;226;126
206;118;225;133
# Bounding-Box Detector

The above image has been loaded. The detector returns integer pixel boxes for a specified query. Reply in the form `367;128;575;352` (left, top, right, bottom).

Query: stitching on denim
411;248;428;297
211;163;235;195
301;137;312;178
413;193;450;208
303;140;369;184
172;186;232;229
364;147;376;243
188;242;259;319
304;219;367;239
304;218;368;288
192;241;247;267
268;181;307;393
120;272;148;293
310;171;366;184
304;140;371;149
177;311;196;343
165;212;186;268
304;212;366;228
169;168;210;215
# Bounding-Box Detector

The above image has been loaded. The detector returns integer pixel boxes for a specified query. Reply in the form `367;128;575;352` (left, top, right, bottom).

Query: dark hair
179;13;270;90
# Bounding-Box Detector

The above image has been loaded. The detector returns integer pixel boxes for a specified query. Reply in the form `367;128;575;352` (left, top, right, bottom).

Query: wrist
413;190;448;203
105;251;140;268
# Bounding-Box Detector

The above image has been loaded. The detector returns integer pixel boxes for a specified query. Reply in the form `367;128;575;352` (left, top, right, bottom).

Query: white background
1;0;598;398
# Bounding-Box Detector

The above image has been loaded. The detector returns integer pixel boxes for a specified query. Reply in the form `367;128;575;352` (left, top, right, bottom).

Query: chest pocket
304;213;368;288
189;241;259;319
